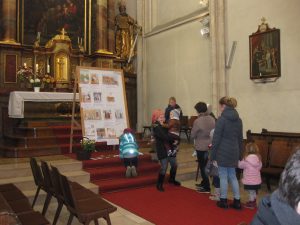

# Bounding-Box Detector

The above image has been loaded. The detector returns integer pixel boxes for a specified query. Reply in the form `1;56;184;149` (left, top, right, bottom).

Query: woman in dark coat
211;97;243;209
152;109;181;192
251;150;300;225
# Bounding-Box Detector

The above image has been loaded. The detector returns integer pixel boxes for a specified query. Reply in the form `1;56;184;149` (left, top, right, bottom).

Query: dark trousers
159;156;177;175
212;176;220;188
123;157;138;168
196;150;210;190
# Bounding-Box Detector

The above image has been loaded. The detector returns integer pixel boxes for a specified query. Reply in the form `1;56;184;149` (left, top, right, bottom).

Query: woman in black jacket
251;150;300;225
211;97;243;209
152;109;181;192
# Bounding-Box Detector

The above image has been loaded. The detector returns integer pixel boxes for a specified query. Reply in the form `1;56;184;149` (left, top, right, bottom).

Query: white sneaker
192;151;197;157
131;166;138;177
209;195;220;201
125;166;132;178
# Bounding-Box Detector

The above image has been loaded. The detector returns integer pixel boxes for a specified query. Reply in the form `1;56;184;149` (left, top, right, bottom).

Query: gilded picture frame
22;0;87;49
249;24;281;80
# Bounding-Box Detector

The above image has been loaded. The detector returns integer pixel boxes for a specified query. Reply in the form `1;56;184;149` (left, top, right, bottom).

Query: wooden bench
0;183;50;225
29;158;117;225
246;129;299;191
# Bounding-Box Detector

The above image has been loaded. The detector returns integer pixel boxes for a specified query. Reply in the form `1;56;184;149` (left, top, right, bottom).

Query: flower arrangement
42;74;56;89
80;137;96;152
29;78;42;87
17;66;34;83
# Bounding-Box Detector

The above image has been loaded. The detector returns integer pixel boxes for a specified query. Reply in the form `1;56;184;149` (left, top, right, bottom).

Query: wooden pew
246;129;299;191
0;183;50;225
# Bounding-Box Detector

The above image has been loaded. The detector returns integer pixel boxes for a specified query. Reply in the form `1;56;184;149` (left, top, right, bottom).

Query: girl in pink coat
238;143;262;209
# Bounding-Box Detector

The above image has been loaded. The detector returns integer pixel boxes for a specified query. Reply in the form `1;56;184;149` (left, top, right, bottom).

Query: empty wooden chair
261;140;293;191
49;165;98;225
40;161;56;216
59;174;117;225
30;157;45;208
180;116;190;141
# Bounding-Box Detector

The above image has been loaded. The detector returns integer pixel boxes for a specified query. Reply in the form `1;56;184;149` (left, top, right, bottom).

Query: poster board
76;66;129;145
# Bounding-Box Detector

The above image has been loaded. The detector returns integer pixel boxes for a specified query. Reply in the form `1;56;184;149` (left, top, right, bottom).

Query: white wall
226;0;300;133
144;1;211;123
157;0;204;25
146;22;211;120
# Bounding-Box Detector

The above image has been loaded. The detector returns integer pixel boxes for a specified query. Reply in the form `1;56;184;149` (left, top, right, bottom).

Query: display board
76;66;129;144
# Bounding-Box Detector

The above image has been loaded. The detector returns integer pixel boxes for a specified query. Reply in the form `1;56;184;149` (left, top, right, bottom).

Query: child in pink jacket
238;142;262;209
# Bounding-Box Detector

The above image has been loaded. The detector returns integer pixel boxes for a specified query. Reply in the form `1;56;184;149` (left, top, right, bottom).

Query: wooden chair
40;160;61;216
29;157;45;208
180;116;190;141
50;165;99;225
59;174;117;225
261;140;293;191
142;125;152;138
0;186;50;225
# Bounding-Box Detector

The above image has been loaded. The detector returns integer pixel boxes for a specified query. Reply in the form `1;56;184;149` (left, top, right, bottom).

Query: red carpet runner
103;185;256;225
68;152;160;193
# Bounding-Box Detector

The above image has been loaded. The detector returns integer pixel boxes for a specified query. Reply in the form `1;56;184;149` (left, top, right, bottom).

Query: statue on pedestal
115;1;137;59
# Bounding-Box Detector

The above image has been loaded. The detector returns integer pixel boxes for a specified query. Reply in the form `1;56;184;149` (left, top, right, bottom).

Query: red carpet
67;151;161;193
103;185;256;225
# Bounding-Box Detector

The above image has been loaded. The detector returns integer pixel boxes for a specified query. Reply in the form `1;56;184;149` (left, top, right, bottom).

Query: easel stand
69;73;81;154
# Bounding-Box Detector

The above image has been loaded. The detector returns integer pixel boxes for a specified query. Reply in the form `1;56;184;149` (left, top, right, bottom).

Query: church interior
0;0;300;225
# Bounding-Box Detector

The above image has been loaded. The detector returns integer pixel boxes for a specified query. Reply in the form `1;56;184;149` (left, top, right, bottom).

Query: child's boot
131;166;138;177
125;166;132;178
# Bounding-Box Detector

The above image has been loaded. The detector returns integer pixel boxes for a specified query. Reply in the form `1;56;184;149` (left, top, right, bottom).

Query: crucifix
57;57;65;80
61;28;66;39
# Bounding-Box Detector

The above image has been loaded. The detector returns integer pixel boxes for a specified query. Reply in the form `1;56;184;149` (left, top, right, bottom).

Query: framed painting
249;24;281;80
22;0;86;47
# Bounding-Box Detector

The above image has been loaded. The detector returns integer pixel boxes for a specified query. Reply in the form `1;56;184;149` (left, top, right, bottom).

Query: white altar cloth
8;91;79;118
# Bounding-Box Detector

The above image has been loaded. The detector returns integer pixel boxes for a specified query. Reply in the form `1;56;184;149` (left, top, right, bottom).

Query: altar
8;91;79;118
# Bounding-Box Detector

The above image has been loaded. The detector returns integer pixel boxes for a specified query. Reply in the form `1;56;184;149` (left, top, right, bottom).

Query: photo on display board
81;92;92;103
85;124;96;136
115;109;123;119
106;93;115;103
94;109;102;120
91;74;100;84
83;109;96;120
80;73;90;84
93;92;102;103
96;128;106;139
103;110;112;120
102;75;119;85
107;128;117;138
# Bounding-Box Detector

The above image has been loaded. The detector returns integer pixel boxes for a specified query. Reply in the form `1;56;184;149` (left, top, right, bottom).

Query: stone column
95;0;108;53
210;0;227;116
107;0;115;53
0;0;18;44
136;0;148;131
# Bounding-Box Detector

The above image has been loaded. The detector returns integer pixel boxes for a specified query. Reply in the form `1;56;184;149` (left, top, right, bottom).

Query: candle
23;63;27;68
47;64;50;73
36;64;39;72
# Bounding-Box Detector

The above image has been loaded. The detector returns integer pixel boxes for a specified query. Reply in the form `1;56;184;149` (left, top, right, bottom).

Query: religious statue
115;1;137;59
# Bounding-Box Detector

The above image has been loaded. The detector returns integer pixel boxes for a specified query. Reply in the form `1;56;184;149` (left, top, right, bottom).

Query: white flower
35;78;40;82
30;79;34;83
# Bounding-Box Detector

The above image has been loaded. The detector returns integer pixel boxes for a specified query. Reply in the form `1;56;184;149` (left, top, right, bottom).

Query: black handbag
205;160;218;176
